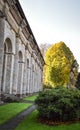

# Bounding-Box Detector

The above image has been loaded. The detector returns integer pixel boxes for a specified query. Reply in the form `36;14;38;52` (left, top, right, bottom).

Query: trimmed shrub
35;87;80;122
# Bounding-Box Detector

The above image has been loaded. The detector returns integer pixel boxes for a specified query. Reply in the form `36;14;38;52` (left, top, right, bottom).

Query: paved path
0;105;36;130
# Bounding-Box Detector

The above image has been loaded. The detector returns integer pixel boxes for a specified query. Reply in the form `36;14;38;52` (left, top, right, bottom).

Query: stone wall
0;0;44;100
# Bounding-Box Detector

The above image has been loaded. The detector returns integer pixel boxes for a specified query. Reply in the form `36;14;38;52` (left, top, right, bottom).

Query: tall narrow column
0;18;5;102
23;54;27;95
4;53;14;94
17;51;24;97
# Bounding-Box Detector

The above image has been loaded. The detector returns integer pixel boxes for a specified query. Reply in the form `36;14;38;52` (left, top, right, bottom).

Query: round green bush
35;87;80;122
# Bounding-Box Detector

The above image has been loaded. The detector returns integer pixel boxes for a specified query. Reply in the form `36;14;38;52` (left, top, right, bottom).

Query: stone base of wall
1;94;20;102
0;101;4;105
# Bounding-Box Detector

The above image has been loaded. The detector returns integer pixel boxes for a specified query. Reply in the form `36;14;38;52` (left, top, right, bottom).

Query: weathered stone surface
0;0;44;101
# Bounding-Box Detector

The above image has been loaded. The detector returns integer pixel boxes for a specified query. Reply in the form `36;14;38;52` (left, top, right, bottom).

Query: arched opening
32;64;34;72
27;59;29;68
19;51;23;61
17;51;23;96
1;38;12;94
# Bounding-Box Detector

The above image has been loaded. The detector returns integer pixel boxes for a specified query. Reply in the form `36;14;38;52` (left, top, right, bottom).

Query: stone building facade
0;0;44;100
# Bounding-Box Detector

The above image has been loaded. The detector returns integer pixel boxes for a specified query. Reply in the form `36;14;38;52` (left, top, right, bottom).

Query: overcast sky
19;0;80;70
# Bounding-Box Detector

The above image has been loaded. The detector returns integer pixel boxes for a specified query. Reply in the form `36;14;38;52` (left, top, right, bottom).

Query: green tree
44;41;78;87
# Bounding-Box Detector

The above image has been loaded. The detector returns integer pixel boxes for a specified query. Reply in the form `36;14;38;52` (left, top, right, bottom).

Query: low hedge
35;87;80;122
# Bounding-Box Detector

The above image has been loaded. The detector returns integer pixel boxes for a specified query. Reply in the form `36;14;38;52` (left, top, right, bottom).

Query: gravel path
0;105;36;130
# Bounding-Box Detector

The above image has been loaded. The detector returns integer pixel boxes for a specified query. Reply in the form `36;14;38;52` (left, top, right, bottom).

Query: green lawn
0;103;31;125
23;94;38;101
15;110;80;130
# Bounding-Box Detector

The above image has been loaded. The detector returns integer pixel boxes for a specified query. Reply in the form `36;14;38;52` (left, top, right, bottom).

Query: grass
15;110;80;130
0;103;31;125
23;94;38;101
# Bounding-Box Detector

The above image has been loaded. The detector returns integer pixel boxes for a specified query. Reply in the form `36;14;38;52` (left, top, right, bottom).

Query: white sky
19;0;80;70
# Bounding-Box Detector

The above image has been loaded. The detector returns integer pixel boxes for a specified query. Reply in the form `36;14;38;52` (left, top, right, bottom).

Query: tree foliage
44;41;78;87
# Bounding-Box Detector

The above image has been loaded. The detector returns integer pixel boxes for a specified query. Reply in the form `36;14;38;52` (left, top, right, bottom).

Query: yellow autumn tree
44;41;78;87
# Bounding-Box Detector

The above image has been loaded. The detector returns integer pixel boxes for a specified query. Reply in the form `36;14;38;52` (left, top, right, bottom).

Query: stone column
35;62;37;92
33;67;35;93
34;60;36;93
31;56;34;93
41;68;43;91
0;50;4;102
17;61;24;96
20;62;24;95
36;65;39;92
1;52;7;93
0;18;5;102
25;57;28;94
12;45;18;95
39;67;41;91
29;67;31;94
34;70;36;92
26;58;30;94
31;65;33;93
27;67;30;93
37;66;40;91
10;54;14;94
39;68;43;91
29;56;32;94
37;65;41;92
22;51;27;96
4;53;14;94
32;65;35;93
